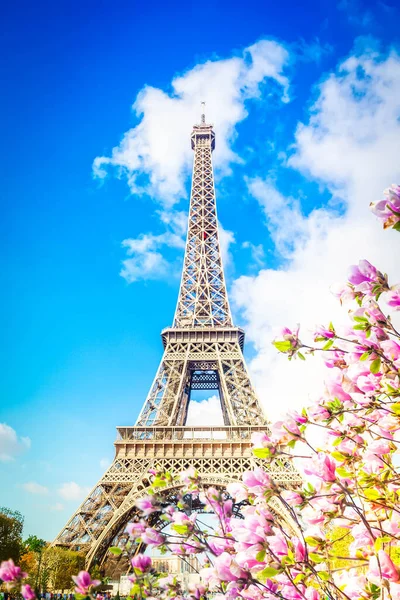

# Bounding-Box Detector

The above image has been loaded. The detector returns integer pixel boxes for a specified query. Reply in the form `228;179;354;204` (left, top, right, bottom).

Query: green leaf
364;488;380;501
273;340;292;352
393;221;400;232
259;567;279;578
391;403;400;415
309;553;324;564
253;447;271;459
130;584;141;596
374;536;392;551
332;436;343;446
153;476;167;488
370;358;381;374
172;524;188;535
360;351;370;361
109;546;122;556
354;316;369;323
305;536;320;547
331;451;346;462
297;352;306;360
336;467;353;478
318;571;330;581
256;550;266;562
322;339;334;350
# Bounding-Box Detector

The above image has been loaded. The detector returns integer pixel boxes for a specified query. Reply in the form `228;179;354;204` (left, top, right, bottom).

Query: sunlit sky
1;0;400;540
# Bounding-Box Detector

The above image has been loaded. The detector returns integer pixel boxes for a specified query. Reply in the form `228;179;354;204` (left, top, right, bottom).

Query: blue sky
1;0;400;540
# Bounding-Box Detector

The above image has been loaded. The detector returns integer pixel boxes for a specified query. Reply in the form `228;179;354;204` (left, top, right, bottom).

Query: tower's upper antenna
201;101;206;124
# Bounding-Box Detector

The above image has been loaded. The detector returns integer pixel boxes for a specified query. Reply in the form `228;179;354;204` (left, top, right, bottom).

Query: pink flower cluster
370;183;400;231
125;244;399;599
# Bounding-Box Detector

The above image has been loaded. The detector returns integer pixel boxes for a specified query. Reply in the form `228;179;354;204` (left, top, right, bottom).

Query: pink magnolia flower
126;521;146;537
21;585;36;600
0;559;27;583
131;554;152;573
251;431;271;448
368;550;400;583
388;285;400;309
271;419;301;443
214;553;247;582
242;468;272;494
339;574;367;599
357;373;381;395
380;339;400;362
307;402;330;422
281;490;303;506
200;487;232;519
304;453;336;482
314;325;335;340
348;260;387;295
158;574;175;589
268;531;288;557
136;496;159;515
71;571;100;594
293;537;306;562
348;259;376;284
331;282;357;304
226;481;248;503
231;515;269;546
273;326;302;357
349;523;375;555
367;439;391;455
305;589;320;600
370;184;400;230
235;546;265;570
141;527;165;546
325;371;352;402
188;584;207;600
180;467;199;486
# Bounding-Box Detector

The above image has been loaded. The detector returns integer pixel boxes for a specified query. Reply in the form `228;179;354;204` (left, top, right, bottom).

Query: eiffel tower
53;105;300;570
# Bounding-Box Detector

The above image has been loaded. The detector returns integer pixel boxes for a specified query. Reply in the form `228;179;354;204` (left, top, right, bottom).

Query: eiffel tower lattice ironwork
53;106;300;570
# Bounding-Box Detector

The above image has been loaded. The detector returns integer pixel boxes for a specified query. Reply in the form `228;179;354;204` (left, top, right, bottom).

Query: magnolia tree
1;184;399;600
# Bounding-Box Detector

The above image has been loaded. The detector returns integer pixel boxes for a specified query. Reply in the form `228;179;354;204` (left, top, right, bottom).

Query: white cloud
219;224;235;269
232;44;400;422
99;457;111;470
120;209;187;283
0;423;31;463
50;502;64;512
186;395;225;426
242;241;266;268
22;482;48;495
93;39;290;206
58;482;91;502
120;231;184;283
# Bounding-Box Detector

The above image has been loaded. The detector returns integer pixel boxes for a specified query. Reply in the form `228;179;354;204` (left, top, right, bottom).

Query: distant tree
40;547;85;592
0;507;24;562
23;535;47;593
19;550;38;585
24;536;47;554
